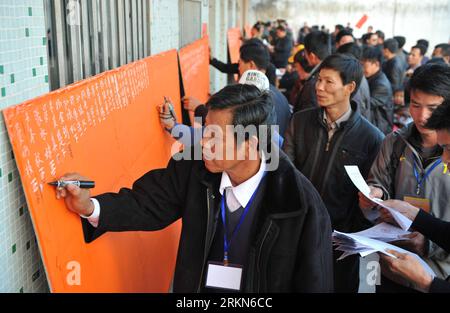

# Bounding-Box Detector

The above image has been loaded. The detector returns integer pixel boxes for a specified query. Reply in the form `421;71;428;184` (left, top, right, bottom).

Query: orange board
178;36;210;104
227;27;242;65
2;50;183;292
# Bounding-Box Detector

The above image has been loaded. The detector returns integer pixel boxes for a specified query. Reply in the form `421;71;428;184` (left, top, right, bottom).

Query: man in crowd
361;46;394;134
431;43;450;65
379;100;450;293
55;84;334;293
269;25;293;69
405;45;426;79
359;63;450;292
335;30;354;49
294;31;331;112
337;42;371;122
283;53;384;292
382;38;405;107
365;33;379;47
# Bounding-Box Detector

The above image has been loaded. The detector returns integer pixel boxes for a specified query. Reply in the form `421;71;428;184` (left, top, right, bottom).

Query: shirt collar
323;106;352;128
219;153;266;208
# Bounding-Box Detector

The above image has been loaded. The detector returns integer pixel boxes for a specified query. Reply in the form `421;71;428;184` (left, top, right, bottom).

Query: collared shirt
322;107;352;142
219;153;266;213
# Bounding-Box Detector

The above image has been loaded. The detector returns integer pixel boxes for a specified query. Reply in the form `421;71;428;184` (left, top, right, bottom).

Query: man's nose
418;109;431;123
316;81;324;91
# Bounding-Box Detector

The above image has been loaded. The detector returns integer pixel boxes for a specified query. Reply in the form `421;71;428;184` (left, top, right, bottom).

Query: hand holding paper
344;166;413;231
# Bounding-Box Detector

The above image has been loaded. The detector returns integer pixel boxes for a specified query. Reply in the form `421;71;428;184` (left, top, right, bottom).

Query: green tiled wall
0;0;50;293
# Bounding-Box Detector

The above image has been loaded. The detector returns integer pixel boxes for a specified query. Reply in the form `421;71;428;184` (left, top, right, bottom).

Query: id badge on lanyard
205;173;266;291
412;157;442;195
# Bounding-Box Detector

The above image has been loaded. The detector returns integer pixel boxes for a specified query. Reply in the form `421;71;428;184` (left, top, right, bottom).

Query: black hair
362;46;383;64
304;31;331;61
411;44;426;56
408;63;450;99
383;38;399;53
366;32;378;42
335;30;354;45
252;23;262;32
240;41;270;70
335;24;344;31
293;49;313;72
375;30;385;40
393;36;406;49
435;43;450;57
337;42;362;60
206;84;274;146
361;33;370;43
276;25;286;32
417;39;429;49
425;99;450;132
319;53;363;97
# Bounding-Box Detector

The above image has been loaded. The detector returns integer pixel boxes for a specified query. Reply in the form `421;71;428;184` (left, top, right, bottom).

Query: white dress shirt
83;154;267;226
219;153;267;212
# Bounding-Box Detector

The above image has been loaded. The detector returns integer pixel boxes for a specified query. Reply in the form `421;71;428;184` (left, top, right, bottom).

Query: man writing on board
54;84;333;293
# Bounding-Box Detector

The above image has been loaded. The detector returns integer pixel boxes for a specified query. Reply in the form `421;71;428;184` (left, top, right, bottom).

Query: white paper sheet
344;165;413;230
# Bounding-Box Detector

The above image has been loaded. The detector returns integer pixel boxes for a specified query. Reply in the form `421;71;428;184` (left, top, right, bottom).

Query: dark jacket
413;210;450;293
397;50;409;71
413;210;450;258
283;101;384;232
352;76;372;122
283;102;384;292
367;70;394;135
272;36;293;68
209;59;277;86
382;56;405;93
81;149;334;293
270;84;292;136
293;66;319;113
210;58;238;75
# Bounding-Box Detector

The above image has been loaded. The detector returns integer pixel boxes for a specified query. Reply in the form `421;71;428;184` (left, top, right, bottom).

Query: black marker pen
48;180;95;189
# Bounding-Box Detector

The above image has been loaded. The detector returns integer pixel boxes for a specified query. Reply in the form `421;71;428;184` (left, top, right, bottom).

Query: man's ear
309;52;320;65
249;60;258;70
245;135;260;160
345;81;357;95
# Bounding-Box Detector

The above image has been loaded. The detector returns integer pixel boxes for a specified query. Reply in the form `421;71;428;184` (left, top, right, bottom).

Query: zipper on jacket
319;127;347;196
256;220;273;292
197;188;214;292
325;139;331;152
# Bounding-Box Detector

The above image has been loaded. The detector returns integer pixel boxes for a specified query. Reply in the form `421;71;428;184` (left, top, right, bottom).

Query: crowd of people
54;19;450;293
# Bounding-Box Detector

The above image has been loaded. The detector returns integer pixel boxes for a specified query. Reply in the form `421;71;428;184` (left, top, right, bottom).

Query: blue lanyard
220;175;265;266
413;157;442;195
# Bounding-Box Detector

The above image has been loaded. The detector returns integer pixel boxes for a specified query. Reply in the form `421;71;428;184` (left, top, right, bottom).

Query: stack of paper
352;222;411;242
332;229;435;277
333;165;436;278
